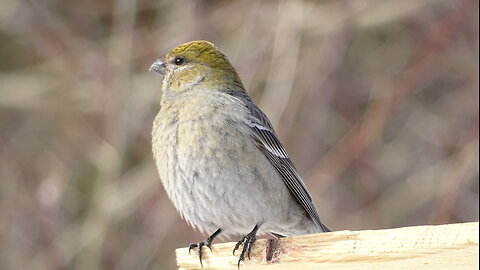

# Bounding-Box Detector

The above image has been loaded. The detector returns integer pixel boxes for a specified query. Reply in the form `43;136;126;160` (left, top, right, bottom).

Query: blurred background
0;0;478;269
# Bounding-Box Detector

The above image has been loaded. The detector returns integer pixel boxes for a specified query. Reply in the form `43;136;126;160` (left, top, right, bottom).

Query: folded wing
226;90;330;232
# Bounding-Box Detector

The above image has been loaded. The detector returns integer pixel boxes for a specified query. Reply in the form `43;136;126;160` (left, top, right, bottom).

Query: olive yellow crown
169;41;243;85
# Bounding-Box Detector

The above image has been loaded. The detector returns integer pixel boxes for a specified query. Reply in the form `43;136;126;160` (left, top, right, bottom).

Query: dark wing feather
225;90;330;232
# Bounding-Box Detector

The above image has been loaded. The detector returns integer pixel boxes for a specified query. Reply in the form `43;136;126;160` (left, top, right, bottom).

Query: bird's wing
226;90;330;232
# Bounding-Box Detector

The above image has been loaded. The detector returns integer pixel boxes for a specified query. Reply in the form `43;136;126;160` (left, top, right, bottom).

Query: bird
149;40;330;267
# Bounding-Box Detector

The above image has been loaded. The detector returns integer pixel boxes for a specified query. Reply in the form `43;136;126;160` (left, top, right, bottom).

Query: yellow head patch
165;40;234;72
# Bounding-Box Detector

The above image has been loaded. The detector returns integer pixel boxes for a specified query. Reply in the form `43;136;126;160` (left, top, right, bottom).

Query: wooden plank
176;222;479;269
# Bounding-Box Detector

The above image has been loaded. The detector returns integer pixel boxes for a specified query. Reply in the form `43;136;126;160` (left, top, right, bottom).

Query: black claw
233;240;242;255
188;228;222;267
232;225;260;269
189;242;205;266
199;241;206;266
189;243;199;255
206;241;213;251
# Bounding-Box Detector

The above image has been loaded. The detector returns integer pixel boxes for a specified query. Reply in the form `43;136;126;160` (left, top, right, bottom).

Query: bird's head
150;40;244;93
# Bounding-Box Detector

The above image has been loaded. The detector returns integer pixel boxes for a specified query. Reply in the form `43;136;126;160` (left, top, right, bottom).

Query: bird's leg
189;228;222;267
233;225;260;268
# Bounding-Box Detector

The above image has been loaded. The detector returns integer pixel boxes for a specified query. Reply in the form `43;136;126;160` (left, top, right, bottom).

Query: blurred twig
306;0;472;192
430;139;479;223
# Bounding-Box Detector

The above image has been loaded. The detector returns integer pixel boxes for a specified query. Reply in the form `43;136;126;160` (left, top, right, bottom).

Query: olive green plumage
160;41;244;93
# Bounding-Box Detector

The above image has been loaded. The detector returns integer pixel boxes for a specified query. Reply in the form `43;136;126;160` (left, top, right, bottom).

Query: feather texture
224;90;330;233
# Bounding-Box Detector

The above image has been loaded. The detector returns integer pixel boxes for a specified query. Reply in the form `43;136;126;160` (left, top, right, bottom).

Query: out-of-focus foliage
0;0;478;269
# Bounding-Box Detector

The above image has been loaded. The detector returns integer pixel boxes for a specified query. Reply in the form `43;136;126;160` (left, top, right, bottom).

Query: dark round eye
174;57;185;65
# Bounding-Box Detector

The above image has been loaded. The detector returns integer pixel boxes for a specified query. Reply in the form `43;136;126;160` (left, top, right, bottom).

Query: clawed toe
188;243;198;254
232;225;260;268
188;228;222;267
233;235;256;268
189;242;204;267
189;240;215;267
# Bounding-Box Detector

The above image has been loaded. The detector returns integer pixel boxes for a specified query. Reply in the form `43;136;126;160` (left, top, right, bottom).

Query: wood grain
176;222;479;269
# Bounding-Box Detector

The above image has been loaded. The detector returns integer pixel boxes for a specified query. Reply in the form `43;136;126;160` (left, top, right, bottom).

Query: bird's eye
174;57;185;65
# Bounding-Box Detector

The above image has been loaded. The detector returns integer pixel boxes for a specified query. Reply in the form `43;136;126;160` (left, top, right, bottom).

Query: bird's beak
149;60;166;76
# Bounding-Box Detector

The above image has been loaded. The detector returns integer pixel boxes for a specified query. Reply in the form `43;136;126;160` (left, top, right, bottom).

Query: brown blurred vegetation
0;0;478;269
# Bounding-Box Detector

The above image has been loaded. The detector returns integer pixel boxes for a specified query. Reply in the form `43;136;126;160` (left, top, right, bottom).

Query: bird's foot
233;225;260;269
189;228;222;267
188;241;211;267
